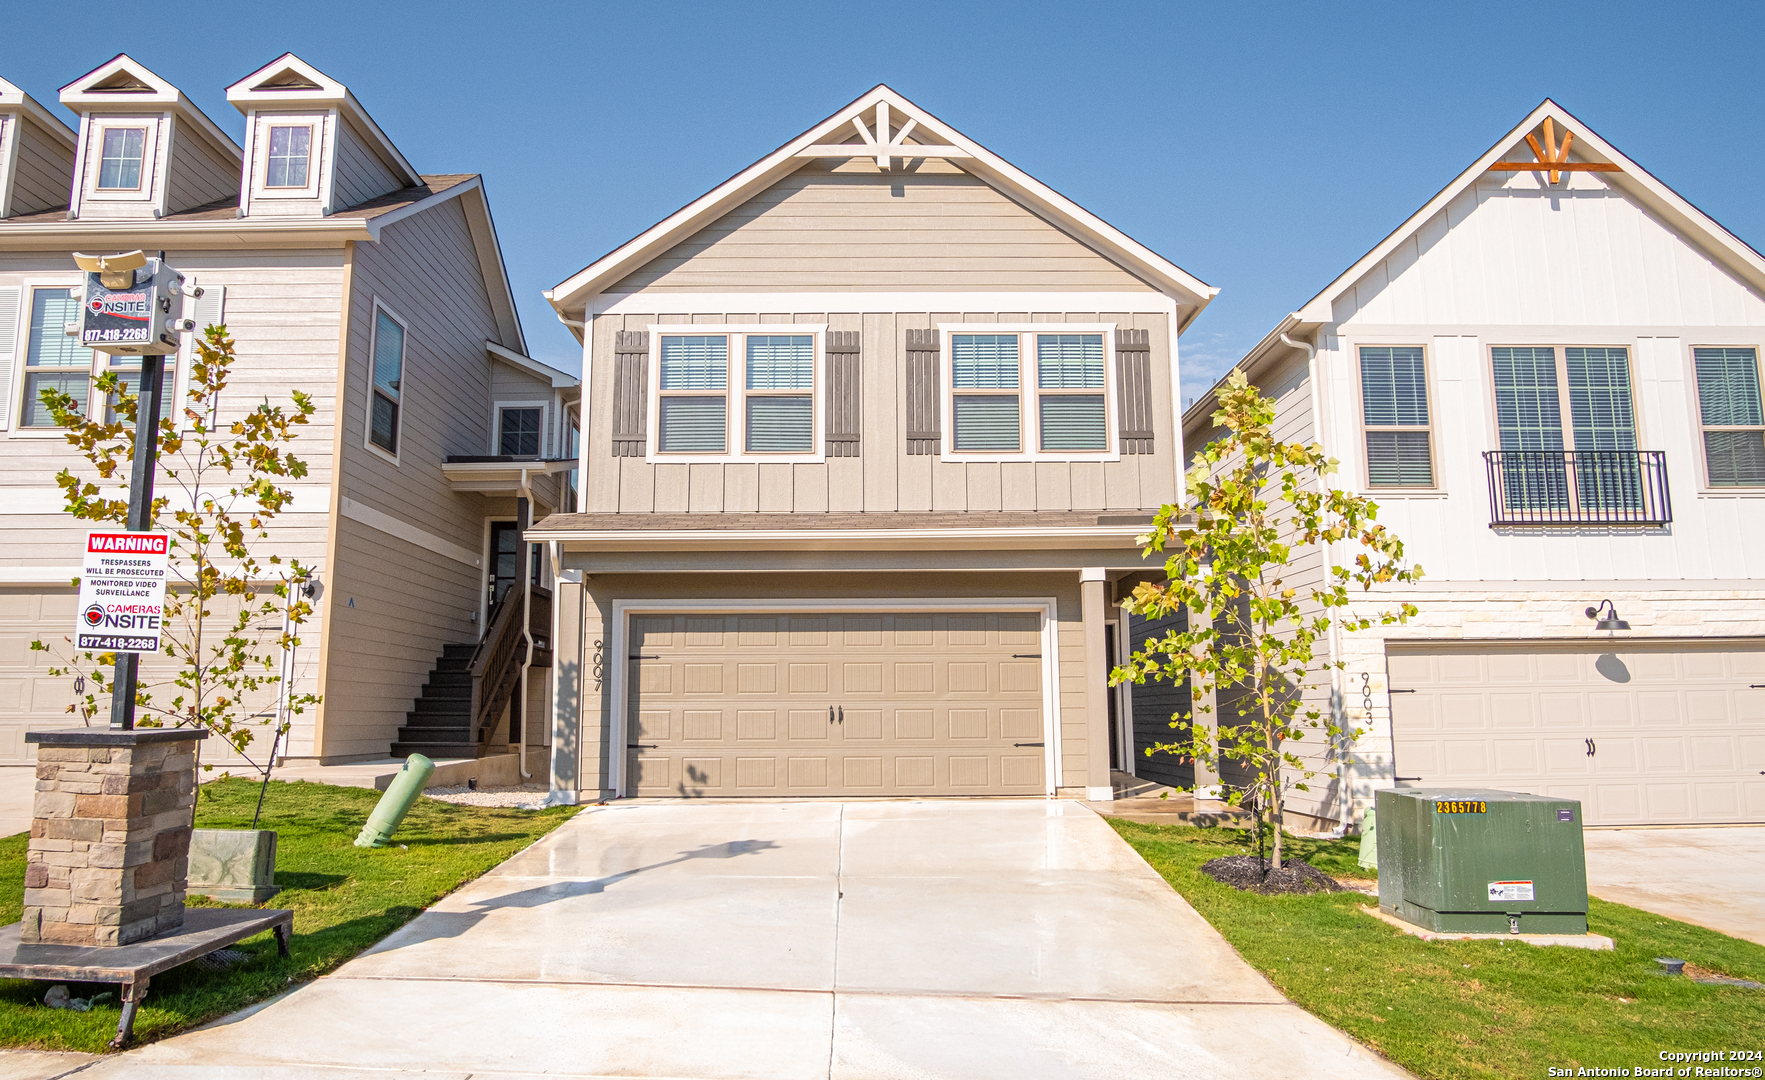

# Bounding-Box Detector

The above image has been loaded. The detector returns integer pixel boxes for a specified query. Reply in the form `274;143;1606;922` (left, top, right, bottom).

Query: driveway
65;798;1402;1080
1585;826;1765;946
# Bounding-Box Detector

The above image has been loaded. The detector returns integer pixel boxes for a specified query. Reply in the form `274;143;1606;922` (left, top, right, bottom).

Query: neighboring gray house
0;54;579;770
535;86;1216;802
1185;101;1765;829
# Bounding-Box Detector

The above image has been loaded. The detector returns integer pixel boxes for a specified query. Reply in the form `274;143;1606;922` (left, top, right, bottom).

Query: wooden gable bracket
1486;117;1621;184
793;100;972;170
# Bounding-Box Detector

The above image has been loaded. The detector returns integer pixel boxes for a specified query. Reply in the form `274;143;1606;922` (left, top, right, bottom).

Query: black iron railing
1483;450;1671;526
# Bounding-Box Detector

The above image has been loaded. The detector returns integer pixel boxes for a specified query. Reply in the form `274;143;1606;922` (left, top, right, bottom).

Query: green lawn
1109;819;1765;1080
0;778;579;1052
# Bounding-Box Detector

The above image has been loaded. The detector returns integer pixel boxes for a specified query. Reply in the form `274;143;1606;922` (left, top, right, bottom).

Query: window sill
1357;489;1450;499
7;428;80;439
1694;488;1765;497
363;441;402;467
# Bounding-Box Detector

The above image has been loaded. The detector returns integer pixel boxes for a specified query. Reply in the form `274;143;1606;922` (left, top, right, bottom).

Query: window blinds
952;334;1020;451
659;397;726;453
1491;347;1565;451
24;290;93;427
744;335;813;453
660;336;727;389
745;335;812;389
1695;347;1765;486
1037;334;1105;450
1359;346;1432;486
1565;347;1637;451
952;335;1019;388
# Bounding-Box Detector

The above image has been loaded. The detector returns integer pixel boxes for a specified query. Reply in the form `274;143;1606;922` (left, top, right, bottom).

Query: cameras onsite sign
81;279;154;348
75;532;170;653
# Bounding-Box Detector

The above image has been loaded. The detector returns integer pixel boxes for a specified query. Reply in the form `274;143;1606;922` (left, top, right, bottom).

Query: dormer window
96;126;145;189
265;125;311;188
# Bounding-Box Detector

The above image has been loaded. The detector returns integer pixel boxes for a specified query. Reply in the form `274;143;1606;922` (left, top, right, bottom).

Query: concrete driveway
1585;827;1765;946
74;799;1403;1080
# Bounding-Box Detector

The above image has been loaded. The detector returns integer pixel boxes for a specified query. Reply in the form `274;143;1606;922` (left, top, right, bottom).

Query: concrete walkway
63;799;1403;1080
1585;826;1765;946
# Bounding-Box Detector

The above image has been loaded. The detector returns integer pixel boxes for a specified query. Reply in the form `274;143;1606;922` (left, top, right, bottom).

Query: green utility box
1376;788;1588;935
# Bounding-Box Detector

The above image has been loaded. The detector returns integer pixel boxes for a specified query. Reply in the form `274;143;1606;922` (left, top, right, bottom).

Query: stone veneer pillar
21;728;205;947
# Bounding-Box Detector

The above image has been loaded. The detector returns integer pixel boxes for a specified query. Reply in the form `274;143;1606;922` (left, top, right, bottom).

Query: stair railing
469;587;553;744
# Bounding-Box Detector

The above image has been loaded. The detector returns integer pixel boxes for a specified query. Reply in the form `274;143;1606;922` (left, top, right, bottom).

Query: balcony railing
1483;450;1672;526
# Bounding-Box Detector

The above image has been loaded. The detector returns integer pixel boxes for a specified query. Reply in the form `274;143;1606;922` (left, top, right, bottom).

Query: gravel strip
423;784;551;809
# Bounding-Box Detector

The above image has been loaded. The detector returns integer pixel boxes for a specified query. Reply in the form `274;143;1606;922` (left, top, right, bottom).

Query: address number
1435;800;1487;814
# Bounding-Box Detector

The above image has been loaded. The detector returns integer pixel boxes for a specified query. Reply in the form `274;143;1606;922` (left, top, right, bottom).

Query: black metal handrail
1483;450;1671;526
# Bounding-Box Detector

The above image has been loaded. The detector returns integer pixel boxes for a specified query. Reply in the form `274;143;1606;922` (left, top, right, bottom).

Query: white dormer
226;54;421;218
0;75;77;218
58;55;241;221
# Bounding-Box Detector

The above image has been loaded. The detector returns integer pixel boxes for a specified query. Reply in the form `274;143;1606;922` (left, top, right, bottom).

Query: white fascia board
365;175;479;236
0;77;75;145
225;54;416;186
0;216;369;247
487;340;578;388
1294;99;1765;323
545;85;1216;318
524;525;1150;550
61;55;241;164
366;177;523;352
588;290;1178;317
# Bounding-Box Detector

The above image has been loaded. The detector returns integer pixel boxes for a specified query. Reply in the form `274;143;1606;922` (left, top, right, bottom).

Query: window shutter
180;285;225;429
1115;329;1153;454
611;330;649;457
904;328;940;455
0;287;19;430
825;330;861;457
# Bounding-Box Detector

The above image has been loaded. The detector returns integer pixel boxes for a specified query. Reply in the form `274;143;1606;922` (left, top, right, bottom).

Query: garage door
1388;641;1765;825
625;612;1046;797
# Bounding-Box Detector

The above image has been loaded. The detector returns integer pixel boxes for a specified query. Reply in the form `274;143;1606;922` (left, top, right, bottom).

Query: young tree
30;325;320;773
1113;370;1422;871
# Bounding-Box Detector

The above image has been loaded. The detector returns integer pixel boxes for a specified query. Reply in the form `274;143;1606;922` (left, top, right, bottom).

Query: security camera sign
75;532;170;653
81;278;153;346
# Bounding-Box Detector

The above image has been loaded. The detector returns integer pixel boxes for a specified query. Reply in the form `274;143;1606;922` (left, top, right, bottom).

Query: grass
0;777;579;1053
1109;819;1765;1080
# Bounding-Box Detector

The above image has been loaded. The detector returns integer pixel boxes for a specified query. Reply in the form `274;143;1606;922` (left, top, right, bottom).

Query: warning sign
75;532;170;653
1487;880;1536;902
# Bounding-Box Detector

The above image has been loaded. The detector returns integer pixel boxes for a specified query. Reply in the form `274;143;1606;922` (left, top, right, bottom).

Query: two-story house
533;86;1215;803
1180;100;1765;829
0;54;579;772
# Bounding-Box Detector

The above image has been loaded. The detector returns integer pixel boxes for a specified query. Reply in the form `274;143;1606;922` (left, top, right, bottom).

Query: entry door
624;612;1046;797
1388;641;1765;825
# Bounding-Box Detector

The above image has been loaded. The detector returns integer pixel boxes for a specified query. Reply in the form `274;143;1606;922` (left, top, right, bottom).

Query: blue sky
6;1;1761;403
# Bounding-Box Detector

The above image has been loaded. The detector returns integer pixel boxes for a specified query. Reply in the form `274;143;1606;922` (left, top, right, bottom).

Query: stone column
21;728;205;947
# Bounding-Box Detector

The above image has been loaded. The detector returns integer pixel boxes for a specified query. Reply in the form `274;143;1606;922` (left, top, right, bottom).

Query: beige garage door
0;587;83;764
625;612;1046;797
1389;641;1765;825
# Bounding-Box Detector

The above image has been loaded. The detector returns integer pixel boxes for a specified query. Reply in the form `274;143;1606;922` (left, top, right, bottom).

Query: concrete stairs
391;644;483;760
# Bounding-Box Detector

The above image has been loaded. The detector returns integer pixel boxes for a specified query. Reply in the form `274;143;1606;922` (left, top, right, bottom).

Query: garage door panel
1389;640;1765;824
627;612;1046;796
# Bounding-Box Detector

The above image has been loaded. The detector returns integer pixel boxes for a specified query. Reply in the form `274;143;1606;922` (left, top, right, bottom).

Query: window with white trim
1693;346;1765;487
498;405;542;456
1358;346;1434;487
264;125;312;188
97;127;146;190
947;331;1110;456
21;288;94;427
653;330;819;458
369;308;405;455
104;355;174;430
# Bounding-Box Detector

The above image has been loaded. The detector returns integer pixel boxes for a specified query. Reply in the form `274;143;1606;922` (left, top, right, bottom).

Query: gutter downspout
1281;325;1351;836
516;468;535;781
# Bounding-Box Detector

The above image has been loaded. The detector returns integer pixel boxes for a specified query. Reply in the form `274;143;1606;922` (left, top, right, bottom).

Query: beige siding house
1185;101;1765;829
0;54;578;770
537;86;1214;802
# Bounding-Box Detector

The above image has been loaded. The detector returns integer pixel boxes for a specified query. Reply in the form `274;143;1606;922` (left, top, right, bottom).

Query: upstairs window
265;125;312;188
1694;347;1765;487
657;335;728;453
498;406;542;456
21;288;94;427
1036;334;1107;450
1359;346;1433;487
104;355;175;430
745;335;814;453
947;331;1111;456
369;309;405;455
97;127;146;190
951;334;1020;451
653;331;819;457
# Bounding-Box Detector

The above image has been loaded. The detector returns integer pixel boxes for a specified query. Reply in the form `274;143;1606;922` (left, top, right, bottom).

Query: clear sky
6;1;1761;403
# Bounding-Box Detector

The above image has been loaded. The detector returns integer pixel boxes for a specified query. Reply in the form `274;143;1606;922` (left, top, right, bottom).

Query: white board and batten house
1183;100;1765;829
537;85;1215;802
0;53;579;771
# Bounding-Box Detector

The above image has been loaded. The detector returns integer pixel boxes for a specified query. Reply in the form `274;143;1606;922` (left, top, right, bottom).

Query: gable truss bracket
794;101;972;169
1486;117;1620;184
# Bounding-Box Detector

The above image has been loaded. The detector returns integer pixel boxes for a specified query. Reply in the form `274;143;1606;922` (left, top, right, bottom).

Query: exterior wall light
1585;600;1630;632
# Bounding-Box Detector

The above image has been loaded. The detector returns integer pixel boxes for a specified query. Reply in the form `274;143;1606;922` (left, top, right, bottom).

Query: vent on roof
255;69;323;91
88;70;154;93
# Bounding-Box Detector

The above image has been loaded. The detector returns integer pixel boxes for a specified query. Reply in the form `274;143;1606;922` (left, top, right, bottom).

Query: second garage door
625;611;1046;797
1388;641;1765;825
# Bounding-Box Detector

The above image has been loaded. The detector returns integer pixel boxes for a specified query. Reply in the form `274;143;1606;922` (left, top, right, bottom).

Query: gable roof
0;75;75;145
225;53;420;189
545;84;1216;327
1181;98;1765;440
59;54;240;164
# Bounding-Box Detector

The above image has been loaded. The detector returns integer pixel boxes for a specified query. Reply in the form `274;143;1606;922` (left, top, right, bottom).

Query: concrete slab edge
1359;905;1615;950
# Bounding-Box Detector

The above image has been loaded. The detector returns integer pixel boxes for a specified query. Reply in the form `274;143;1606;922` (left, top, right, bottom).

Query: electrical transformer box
1376;788;1588;935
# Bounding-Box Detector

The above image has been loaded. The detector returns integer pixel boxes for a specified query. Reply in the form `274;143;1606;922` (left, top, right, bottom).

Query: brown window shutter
611;330;649;457
1116;328;1154;455
904;328;940;455
825;331;861;457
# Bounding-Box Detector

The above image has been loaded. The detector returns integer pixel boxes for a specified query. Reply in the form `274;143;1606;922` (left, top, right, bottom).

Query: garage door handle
630;654;659;660
1751;684;1765;689
1014;741;1045;747
1012;654;1041;659
627;743;657;749
1389;689;1417;694
1395;776;1422;781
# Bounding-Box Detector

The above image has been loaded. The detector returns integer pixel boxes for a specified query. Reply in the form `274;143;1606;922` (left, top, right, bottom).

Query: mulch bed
1199;854;1346;895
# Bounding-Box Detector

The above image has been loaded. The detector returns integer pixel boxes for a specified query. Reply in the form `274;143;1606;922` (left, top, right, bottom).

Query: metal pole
108;354;165;731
